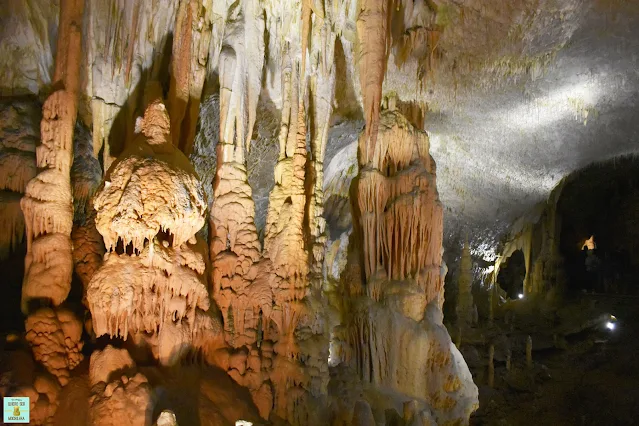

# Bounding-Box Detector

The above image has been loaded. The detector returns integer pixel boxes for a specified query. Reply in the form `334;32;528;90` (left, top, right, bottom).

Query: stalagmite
352;400;376;426
18;0;86;398
344;102;478;423
20;0;84;311
87;100;213;366
88;346;153;426
488;345;495;388
526;335;533;369
207;0;274;418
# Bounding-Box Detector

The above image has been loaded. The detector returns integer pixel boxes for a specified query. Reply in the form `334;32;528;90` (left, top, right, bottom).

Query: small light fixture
606;321;615;331
518;293;524;299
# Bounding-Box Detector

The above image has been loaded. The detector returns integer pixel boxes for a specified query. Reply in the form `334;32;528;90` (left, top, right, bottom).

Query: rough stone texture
0;98;39;259
343;108;478;423
87;100;214;367
25;307;84;386
88;346;153;426
0;1;58;96
6;0;639;424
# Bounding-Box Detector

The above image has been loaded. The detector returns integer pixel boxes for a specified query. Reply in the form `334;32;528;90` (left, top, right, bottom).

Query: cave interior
1;0;639;425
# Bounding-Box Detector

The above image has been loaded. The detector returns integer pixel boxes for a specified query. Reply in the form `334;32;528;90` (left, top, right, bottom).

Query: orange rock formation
87;100;213;367
19;0;85;391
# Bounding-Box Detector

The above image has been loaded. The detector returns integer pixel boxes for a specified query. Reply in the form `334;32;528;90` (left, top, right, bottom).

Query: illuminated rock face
87;100;214;367
18;0;85;393
88;346;153;426
344;108;479;423
25;307;84;386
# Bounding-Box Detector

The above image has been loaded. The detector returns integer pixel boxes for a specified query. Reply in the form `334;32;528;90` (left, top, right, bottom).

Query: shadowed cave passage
559;156;639;295
496;249;526;300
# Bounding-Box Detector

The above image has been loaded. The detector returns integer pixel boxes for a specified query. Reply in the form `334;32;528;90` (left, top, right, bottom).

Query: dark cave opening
496;249;526;299
559;156;639;295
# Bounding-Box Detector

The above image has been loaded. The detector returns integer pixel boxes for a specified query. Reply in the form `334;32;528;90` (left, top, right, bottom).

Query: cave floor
467;294;639;426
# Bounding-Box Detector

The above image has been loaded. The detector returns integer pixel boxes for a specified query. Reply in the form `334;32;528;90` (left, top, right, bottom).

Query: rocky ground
464;293;639;426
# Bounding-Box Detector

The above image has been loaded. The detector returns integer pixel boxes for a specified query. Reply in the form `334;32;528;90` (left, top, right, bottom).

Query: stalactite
207;0;273;418
356;0;392;163
167;0;213;156
0;99;40;259
357;109;443;308
86;0;180;170
307;14;338;280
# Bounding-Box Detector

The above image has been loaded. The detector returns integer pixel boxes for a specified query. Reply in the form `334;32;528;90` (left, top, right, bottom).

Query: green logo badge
3;397;29;423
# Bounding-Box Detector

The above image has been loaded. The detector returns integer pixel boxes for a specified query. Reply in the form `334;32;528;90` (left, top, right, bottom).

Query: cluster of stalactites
263;58;311;300
87;101;213;367
167;0;213;156
0;100;38;259
94;103;207;255
357;110;443;305
88;238;210;340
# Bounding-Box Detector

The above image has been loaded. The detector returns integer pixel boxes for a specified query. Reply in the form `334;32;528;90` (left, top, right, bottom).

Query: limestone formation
345;106;478;423
17;0;86;394
88;346;153;426
0;98;39;259
167;0;213;155
25;308;83;386
87;100;213;366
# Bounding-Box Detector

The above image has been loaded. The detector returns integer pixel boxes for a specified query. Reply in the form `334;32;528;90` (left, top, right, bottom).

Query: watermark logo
3;397;29;423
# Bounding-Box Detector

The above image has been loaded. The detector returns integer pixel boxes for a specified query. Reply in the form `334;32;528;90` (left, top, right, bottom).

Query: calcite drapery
87;100;213;366
357;110;444;310
344;107;478;423
0;99;39;259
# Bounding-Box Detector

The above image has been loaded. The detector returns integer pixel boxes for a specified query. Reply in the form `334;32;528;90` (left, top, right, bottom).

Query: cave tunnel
496;249;526;300
559;156;639;295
